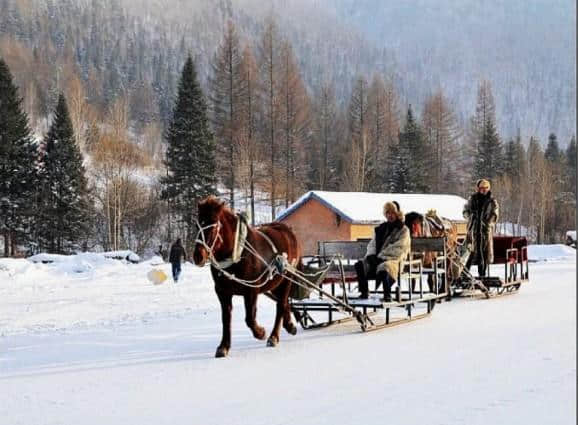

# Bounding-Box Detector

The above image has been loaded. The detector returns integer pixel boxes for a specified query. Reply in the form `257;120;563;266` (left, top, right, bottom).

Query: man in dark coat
169;238;187;283
463;179;499;277
355;201;411;301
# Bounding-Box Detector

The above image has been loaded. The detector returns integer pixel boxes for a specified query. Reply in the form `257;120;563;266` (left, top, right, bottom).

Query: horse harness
195;214;290;288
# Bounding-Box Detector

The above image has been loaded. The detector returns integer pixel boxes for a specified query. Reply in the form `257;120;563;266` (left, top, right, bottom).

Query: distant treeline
0;0;575;256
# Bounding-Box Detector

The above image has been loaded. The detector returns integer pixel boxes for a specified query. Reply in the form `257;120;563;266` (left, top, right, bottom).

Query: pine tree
386;138;411;192
0;57;38;256
472;80;503;180
545;133;561;163
161;56;216;244
397;105;428;193
38;93;89;253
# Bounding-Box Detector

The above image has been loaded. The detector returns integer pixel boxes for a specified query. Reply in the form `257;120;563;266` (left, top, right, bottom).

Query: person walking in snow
354;201;411;301
463;179;499;278
169;238;187;283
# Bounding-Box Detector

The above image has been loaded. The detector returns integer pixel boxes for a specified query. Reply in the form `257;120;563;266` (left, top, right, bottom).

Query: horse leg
267;282;290;347
278;279;297;335
243;292;266;340
215;291;233;358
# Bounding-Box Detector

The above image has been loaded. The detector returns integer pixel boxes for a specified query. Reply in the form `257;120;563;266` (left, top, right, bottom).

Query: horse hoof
215;347;229;358
266;336;278;347
254;326;266;340
285;323;297;335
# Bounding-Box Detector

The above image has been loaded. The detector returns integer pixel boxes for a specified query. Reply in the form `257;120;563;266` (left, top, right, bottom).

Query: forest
0;0;575;256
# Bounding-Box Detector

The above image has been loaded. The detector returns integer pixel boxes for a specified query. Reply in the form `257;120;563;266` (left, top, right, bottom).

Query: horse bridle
195;219;223;255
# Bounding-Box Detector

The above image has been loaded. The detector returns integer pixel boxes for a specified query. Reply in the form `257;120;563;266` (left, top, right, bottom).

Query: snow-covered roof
276;191;468;223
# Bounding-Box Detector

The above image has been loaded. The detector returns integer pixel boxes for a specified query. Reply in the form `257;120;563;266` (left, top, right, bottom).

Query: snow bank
102;250;140;263
528;244;576;262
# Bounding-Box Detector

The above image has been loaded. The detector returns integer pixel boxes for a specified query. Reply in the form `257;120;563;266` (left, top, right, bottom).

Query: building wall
350;224;376;241
280;198;468;256
279;198;350;256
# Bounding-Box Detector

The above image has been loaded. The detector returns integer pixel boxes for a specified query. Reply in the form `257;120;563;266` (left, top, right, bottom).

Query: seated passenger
355;201;411;301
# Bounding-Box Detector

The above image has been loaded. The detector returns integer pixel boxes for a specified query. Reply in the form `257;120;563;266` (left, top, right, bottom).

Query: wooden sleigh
450;236;529;298
289;237;449;331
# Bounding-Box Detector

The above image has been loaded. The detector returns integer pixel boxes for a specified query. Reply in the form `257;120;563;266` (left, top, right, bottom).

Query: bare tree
366;74;400;191
257;16;282;219
421;89;461;193
209;20;244;208
279;40;310;206
64;72;98;152
343;76;369;191
90;99;148;250
312;82;338;190
238;45;261;224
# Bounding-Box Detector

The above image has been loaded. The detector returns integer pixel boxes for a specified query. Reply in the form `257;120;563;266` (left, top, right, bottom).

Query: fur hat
476;178;491;189
383;201;404;221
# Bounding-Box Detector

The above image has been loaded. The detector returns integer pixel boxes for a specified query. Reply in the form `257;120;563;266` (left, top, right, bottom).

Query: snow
0;246;575;425
567;230;576;242
276;190;468;223
102;250;141;263
528;244;576;262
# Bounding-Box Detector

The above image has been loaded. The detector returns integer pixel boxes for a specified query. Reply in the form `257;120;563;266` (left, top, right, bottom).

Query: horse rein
194;217;283;288
194;215;337;292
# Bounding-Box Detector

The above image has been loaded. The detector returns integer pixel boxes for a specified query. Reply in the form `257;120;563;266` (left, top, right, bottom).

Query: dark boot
478;262;487;278
355;260;369;299
377;271;392;302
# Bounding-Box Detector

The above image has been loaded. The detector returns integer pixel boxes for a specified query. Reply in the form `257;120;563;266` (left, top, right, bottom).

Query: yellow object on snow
147;269;168;285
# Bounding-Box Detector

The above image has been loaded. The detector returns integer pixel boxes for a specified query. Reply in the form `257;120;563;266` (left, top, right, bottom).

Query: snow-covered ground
1;245;575;425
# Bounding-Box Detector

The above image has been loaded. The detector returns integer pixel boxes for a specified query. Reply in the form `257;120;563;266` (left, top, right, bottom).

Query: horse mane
258;221;292;232
404;211;424;227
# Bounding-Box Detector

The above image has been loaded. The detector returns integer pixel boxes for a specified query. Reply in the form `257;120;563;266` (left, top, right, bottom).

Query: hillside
0;0;575;144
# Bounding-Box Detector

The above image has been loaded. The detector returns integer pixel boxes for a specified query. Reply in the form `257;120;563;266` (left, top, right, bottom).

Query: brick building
276;191;468;256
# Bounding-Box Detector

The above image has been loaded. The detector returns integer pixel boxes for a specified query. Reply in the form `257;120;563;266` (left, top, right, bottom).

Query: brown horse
192;196;301;358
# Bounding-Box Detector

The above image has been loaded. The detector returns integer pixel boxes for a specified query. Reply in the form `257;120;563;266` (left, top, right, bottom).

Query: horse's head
404;212;424;237
193;196;231;267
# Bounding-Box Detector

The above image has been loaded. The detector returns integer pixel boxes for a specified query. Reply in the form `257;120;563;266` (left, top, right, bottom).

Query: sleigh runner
450;236;530;298
289;234;530;331
288;237;449;331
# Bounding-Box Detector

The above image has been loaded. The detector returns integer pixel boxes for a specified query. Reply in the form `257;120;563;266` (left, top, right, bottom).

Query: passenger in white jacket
355;201;411;301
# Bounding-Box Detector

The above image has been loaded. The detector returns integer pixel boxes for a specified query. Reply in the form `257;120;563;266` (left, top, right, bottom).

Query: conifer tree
472;80;503;179
397;105;428;193
161;56;216;244
38;94;89;253
545;133;561;163
0;57;38;256
386;138;411;192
